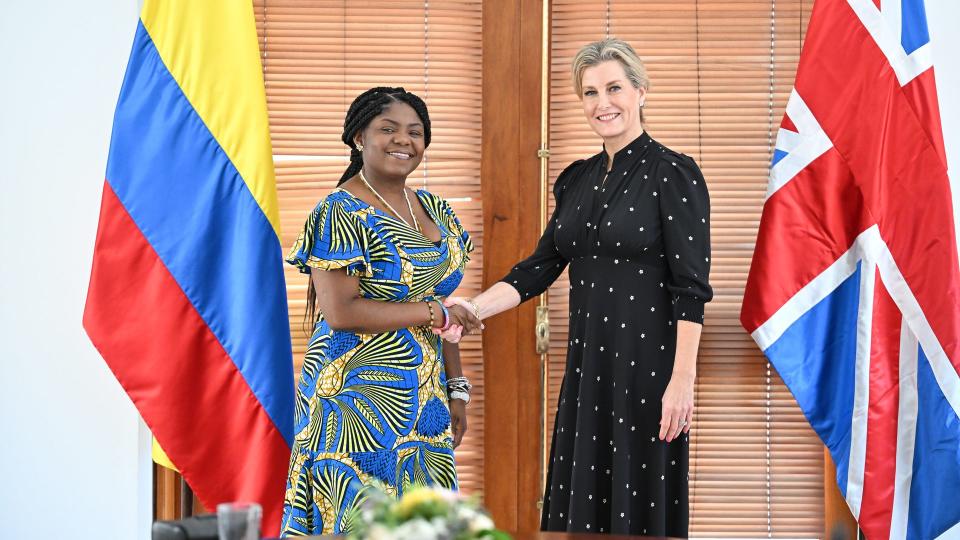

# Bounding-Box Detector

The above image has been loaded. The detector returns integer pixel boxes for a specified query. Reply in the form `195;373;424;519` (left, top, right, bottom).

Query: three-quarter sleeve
286;197;374;278
656;154;713;323
499;161;580;302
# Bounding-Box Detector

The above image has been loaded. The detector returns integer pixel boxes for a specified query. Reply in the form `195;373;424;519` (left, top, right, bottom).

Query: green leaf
354;397;384;433
324;410;338;451
356;370;404;383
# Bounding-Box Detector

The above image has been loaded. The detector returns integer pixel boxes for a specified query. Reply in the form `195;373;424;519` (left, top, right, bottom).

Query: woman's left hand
449;398;468;448
659;372;695;443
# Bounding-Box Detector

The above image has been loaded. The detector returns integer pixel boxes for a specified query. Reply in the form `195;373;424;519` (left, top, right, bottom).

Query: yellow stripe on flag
139;0;280;238
152;437;178;472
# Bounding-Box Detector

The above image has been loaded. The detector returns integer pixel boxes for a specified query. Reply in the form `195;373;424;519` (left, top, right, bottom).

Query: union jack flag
741;1;960;538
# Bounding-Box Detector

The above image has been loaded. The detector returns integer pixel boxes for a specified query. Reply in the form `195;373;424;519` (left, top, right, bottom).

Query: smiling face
580;60;646;149
354;101;426;180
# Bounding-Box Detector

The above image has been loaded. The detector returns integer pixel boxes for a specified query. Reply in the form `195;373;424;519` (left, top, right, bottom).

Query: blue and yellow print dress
280;188;473;536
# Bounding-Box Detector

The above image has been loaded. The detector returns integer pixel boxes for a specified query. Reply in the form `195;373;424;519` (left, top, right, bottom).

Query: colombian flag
83;1;294;533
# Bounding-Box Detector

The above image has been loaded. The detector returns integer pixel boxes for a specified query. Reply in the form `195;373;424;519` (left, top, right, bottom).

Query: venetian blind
253;0;486;496
547;1;822;536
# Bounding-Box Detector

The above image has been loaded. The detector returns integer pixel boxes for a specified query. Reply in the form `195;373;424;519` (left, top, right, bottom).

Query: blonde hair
571;38;650;119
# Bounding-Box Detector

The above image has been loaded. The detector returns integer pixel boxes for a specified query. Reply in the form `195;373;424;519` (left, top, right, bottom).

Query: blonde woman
442;39;711;537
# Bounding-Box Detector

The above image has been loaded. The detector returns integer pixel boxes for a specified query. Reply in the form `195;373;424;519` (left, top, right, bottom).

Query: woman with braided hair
280;87;481;536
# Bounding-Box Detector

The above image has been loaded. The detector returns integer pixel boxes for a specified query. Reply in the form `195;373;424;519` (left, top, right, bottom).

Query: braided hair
304;87;432;330
337;86;432;185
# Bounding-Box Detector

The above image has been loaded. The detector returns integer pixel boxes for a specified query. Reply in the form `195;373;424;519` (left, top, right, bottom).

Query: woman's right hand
432;296;481;342
444;303;482;336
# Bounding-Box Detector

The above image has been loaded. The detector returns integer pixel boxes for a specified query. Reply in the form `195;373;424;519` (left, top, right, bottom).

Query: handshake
432;296;483;343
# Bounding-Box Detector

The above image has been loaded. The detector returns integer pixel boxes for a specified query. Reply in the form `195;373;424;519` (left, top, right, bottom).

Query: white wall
0;1;151;539
929;0;960;258
0;2;958;540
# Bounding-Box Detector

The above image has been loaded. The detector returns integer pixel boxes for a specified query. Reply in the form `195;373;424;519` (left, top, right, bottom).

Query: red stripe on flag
860;271;901;540
83;183;289;534
780;114;798;133
796;0;960;378
902;68;947;167
741;148;873;332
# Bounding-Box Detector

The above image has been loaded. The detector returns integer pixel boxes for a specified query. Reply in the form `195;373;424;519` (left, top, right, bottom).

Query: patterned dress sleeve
499;161;581;302
656;153;713;324
286;196;374;277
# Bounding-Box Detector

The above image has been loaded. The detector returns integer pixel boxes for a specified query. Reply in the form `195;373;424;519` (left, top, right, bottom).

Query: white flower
394;518;439;540
429;516;451;538
456;504;479;522
467;512;495;533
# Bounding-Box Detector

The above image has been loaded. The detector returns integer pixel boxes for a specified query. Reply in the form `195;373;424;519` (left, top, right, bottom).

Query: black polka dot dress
501;132;712;537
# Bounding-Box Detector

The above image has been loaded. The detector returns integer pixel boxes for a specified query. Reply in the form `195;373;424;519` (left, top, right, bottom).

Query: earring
356;144;364;152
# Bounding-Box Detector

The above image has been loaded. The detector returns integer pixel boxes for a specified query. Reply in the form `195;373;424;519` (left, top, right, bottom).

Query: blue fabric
901;0;931;55
106;21;293;444
280;188;472;536
764;263;862;495
906;347;960;539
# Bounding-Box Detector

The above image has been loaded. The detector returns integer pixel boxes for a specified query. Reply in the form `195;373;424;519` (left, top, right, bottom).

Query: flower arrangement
349;484;512;540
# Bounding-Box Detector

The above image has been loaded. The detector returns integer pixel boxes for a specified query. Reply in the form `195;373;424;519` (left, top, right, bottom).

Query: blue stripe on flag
771;149;789;168
901;0;931;55
764;263;862;496
906;346;960;539
105;21;294;445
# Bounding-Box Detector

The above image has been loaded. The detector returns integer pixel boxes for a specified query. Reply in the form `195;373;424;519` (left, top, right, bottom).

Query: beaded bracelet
425;301;436;328
438;300;451;331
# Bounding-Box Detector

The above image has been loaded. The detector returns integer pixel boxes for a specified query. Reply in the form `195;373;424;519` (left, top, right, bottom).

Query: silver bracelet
446;376;471;391
449;390;470;404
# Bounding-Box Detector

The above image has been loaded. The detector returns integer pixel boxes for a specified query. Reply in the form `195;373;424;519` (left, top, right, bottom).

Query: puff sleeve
655;153;713;323
286;197;374;278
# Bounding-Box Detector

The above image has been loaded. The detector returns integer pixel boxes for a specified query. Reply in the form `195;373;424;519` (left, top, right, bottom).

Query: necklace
358;169;421;232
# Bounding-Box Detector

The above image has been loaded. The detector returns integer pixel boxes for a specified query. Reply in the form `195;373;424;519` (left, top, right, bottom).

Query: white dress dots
501;132;712;537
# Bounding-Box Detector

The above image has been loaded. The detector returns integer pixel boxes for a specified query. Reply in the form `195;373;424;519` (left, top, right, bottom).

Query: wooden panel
481;0;546;533
154;465;180;522
519;0;549;532
153;466;207;521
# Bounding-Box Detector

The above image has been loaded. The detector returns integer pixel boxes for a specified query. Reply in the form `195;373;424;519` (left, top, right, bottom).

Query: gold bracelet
466;298;481;320
425;301;436;328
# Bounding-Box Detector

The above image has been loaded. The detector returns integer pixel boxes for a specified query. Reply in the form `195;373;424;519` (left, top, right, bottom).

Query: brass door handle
535;305;550;354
